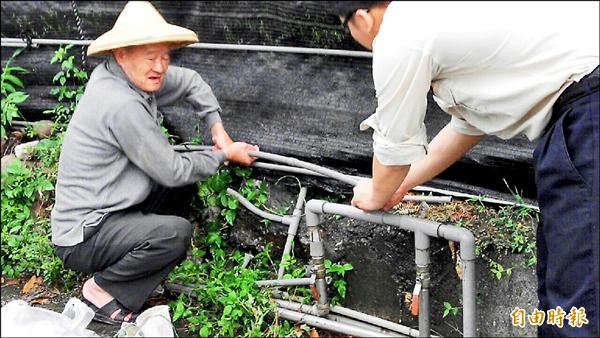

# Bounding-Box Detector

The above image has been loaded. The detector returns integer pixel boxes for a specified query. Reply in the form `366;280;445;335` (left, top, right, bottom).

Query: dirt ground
0;278;188;337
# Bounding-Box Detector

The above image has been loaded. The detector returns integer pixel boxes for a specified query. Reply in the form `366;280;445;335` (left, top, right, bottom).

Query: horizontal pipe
252;161;327;177
176;145;543;208
402;195;451;203
275;299;325;317
306;200;476;256
276;307;400;337
326;313;411;337
247;150;359;186
1;38;373;58
173;145;537;209
256;276;315;287
226;188;292;224
411;185;539;210
330;305;419;337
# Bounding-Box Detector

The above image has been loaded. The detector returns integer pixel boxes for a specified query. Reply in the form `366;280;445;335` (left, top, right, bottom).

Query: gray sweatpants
55;185;195;312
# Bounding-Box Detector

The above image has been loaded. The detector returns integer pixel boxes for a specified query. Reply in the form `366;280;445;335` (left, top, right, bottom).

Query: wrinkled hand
382;187;407;210
350;179;385;212
222;142;259;166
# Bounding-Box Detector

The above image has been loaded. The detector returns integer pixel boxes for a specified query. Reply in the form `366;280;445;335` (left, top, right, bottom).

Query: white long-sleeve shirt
361;1;599;165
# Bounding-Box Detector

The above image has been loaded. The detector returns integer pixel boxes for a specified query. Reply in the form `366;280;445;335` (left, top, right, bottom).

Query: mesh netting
1;1;367;51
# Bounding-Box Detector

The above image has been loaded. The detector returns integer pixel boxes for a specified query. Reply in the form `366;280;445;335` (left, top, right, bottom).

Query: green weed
1;49;29;139
43;44;88;129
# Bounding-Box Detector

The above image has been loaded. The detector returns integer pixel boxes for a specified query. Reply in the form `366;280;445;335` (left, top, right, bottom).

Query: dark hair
327;1;384;17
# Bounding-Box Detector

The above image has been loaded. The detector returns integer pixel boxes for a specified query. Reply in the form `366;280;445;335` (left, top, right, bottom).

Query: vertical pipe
414;231;431;337
439;227;477;337
277;187;307;279
306;208;329;313
462;258;477;337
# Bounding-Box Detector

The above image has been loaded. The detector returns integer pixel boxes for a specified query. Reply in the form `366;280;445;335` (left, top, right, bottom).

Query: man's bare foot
82;277;133;321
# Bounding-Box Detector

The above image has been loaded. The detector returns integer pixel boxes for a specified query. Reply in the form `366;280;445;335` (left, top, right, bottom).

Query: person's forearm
400;124;484;192
372;156;411;205
210;122;226;136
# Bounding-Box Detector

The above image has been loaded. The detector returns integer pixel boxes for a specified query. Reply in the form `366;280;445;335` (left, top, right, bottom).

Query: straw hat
87;1;198;56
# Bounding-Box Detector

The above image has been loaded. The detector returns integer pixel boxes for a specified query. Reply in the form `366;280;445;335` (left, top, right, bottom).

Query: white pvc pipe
276;307;400;338
256;276;314;287
330;305;420;337
0;38;373;58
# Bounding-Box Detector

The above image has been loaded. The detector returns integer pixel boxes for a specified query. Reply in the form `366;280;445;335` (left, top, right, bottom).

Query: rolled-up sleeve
449;116;485;136
361;46;432;166
156;66;222;128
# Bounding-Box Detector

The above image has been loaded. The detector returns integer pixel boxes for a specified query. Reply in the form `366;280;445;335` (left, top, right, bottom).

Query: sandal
83;298;139;326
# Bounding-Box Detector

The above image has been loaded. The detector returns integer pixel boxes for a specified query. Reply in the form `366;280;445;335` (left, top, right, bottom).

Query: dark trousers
533;66;599;337
55;184;196;312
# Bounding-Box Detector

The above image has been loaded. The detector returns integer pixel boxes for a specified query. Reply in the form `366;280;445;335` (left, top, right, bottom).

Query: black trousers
55;184;196;312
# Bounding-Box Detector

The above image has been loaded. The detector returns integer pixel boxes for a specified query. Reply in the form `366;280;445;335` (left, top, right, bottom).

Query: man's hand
350;179;387;211
210;122;233;150
222;142;259;166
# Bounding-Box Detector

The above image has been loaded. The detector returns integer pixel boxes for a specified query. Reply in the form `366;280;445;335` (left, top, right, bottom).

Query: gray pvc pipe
226;188;292;224
305;199;477;338
277;187;307;279
275;299;326;317
415;231;431;337
247;150;359;186
330;305;420;337
326;313;410;337
174;145;453;204
276;307;400;338
175;144;535;209
256;276;315;287
252;162;328;177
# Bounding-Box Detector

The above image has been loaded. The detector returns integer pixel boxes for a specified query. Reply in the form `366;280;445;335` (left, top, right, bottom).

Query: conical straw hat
87;1;198;56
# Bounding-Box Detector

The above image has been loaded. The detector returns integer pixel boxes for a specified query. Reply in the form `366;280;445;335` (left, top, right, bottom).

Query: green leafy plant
442;301;461;318
0;134;73;282
324;259;353;302
460;191;538;279
168;167;301;336
487;259;512;280
1;49;29;139
169;245;278;337
43;44;88;129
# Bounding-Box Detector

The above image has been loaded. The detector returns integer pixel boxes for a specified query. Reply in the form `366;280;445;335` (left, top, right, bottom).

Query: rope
70;0;88;69
19;29;33;50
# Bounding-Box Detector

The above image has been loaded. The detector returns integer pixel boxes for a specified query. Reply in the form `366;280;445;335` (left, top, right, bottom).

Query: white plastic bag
1;298;99;337
116;305;175;337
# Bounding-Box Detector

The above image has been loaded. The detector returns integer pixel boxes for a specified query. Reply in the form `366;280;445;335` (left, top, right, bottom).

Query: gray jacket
51;57;226;246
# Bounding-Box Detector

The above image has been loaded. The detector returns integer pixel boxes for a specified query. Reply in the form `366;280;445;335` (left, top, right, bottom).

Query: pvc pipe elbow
456;228;476;261
306;200;326;226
